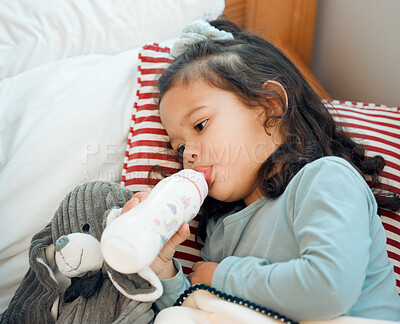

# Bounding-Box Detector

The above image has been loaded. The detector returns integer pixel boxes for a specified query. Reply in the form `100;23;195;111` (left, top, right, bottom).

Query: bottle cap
175;169;208;202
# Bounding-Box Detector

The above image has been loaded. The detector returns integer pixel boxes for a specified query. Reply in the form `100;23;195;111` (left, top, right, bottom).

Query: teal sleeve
154;259;191;310
212;159;375;320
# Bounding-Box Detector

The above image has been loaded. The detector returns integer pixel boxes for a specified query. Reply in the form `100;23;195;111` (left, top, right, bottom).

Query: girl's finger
121;197;140;214
167;223;191;250
133;190;151;202
191;261;204;272
156;223;191;262
150;223;191;278
121;189;152;215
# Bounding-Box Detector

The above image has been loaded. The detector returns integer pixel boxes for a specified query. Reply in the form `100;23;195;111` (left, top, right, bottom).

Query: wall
311;0;400;107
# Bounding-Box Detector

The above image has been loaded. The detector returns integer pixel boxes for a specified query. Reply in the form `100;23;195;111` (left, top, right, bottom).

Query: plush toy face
55;232;103;278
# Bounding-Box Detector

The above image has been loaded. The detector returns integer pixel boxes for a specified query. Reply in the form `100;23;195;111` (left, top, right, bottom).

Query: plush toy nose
55;235;70;251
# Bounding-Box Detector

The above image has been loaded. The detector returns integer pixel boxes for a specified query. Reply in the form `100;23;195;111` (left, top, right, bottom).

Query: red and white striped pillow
121;44;180;191
326;100;400;291
121;44;400;291
121;44;202;274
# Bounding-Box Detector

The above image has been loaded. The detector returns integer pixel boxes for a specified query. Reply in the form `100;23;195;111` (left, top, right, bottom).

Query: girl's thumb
168;223;190;249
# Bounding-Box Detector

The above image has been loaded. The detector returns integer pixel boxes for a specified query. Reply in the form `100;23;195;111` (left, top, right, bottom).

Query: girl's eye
194;120;207;132
177;145;185;160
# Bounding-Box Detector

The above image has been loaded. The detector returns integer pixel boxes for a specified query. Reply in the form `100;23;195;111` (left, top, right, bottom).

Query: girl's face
160;80;281;205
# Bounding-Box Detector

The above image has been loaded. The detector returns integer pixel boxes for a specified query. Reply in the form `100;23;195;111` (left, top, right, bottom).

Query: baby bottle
101;169;208;274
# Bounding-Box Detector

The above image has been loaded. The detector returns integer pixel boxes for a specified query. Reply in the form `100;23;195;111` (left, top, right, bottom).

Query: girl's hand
120;188;151;215
188;261;219;286
150;223;191;279
120;189;191;280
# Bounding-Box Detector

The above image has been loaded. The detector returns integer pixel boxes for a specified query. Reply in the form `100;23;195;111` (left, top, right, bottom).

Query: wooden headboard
223;0;330;99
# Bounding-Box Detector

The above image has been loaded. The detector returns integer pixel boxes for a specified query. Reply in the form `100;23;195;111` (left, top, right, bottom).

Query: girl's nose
183;144;199;165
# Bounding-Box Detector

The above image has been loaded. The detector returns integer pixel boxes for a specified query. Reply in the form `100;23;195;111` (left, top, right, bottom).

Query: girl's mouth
194;166;213;187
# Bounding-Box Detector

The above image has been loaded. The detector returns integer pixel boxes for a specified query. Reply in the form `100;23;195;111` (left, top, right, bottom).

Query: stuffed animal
0;181;162;324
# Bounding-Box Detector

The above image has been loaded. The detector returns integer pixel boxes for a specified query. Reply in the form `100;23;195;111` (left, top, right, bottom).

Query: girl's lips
194;166;213;187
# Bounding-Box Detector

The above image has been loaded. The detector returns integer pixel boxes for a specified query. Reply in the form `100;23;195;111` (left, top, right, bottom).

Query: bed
0;0;398;323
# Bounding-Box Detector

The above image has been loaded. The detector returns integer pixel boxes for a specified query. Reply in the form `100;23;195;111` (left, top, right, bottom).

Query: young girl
123;19;400;321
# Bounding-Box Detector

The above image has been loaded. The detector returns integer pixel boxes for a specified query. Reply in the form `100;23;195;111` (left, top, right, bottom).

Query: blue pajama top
155;157;400;321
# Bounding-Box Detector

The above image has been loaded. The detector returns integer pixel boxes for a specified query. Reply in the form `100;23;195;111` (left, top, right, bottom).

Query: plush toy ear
102;184;133;227
104;262;163;302
1;222;59;324
105;183;133;210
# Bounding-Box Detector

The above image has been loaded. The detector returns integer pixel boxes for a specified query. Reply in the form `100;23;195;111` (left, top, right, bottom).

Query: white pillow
0;0;225;79
0;47;138;312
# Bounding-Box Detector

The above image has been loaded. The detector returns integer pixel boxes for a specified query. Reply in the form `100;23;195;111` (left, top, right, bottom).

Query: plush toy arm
64;273;103;303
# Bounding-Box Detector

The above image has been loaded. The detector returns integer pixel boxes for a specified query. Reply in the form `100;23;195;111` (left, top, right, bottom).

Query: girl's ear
262;80;288;115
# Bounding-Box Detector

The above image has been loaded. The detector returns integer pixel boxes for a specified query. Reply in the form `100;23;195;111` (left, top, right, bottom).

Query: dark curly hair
156;18;400;243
